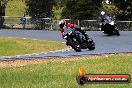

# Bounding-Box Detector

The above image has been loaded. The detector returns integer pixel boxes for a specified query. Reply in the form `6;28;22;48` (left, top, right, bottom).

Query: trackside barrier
1;16;32;29
0;16;132;31
116;21;132;31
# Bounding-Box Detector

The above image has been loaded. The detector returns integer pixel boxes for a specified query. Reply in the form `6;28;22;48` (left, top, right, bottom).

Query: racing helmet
59;19;66;26
101;11;105;15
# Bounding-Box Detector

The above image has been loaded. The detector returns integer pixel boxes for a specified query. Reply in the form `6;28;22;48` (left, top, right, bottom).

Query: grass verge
0;54;132;88
0;36;68;56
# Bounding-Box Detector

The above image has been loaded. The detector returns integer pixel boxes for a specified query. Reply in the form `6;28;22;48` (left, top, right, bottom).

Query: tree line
1;0;132;20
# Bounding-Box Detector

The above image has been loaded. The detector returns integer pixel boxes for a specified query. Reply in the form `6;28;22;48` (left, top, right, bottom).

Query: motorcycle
100;16;120;36
63;27;95;52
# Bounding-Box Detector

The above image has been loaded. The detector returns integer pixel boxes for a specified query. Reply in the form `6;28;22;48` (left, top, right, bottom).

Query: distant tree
0;0;8;27
101;1;120;20
26;0;55;18
112;0;132;20
61;0;102;20
0;1;2;16
0;0;7;16
54;0;66;7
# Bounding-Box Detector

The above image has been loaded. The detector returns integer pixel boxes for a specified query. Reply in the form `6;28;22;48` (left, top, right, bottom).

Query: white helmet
59;19;66;25
101;11;105;15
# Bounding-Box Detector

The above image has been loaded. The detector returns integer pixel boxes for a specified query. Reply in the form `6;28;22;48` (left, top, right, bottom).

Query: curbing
0;47;72;60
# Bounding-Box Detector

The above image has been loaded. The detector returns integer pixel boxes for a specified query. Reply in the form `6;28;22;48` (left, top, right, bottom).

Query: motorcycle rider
59;19;89;45
98;11;108;31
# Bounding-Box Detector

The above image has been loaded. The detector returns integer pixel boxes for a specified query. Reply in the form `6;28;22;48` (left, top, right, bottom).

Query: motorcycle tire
87;39;95;50
68;38;81;52
115;29;120;36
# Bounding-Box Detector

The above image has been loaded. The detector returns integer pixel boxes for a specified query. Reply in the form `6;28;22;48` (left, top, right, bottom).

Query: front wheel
115;29;120;36
113;26;120;36
87;39;95;50
68;38;81;52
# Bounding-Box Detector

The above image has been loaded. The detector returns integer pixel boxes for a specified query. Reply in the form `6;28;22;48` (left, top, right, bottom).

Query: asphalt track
0;30;132;60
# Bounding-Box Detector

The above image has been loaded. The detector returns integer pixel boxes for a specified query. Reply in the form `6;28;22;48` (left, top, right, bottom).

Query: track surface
0;30;132;60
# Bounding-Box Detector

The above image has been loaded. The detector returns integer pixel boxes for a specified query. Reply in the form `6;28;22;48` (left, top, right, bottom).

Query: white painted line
0;48;72;59
62;42;66;44
22;38;27;39
33;39;38;40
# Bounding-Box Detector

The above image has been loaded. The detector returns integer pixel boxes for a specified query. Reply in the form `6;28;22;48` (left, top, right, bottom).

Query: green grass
0;54;132;88
0;36;68;56
5;0;27;17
